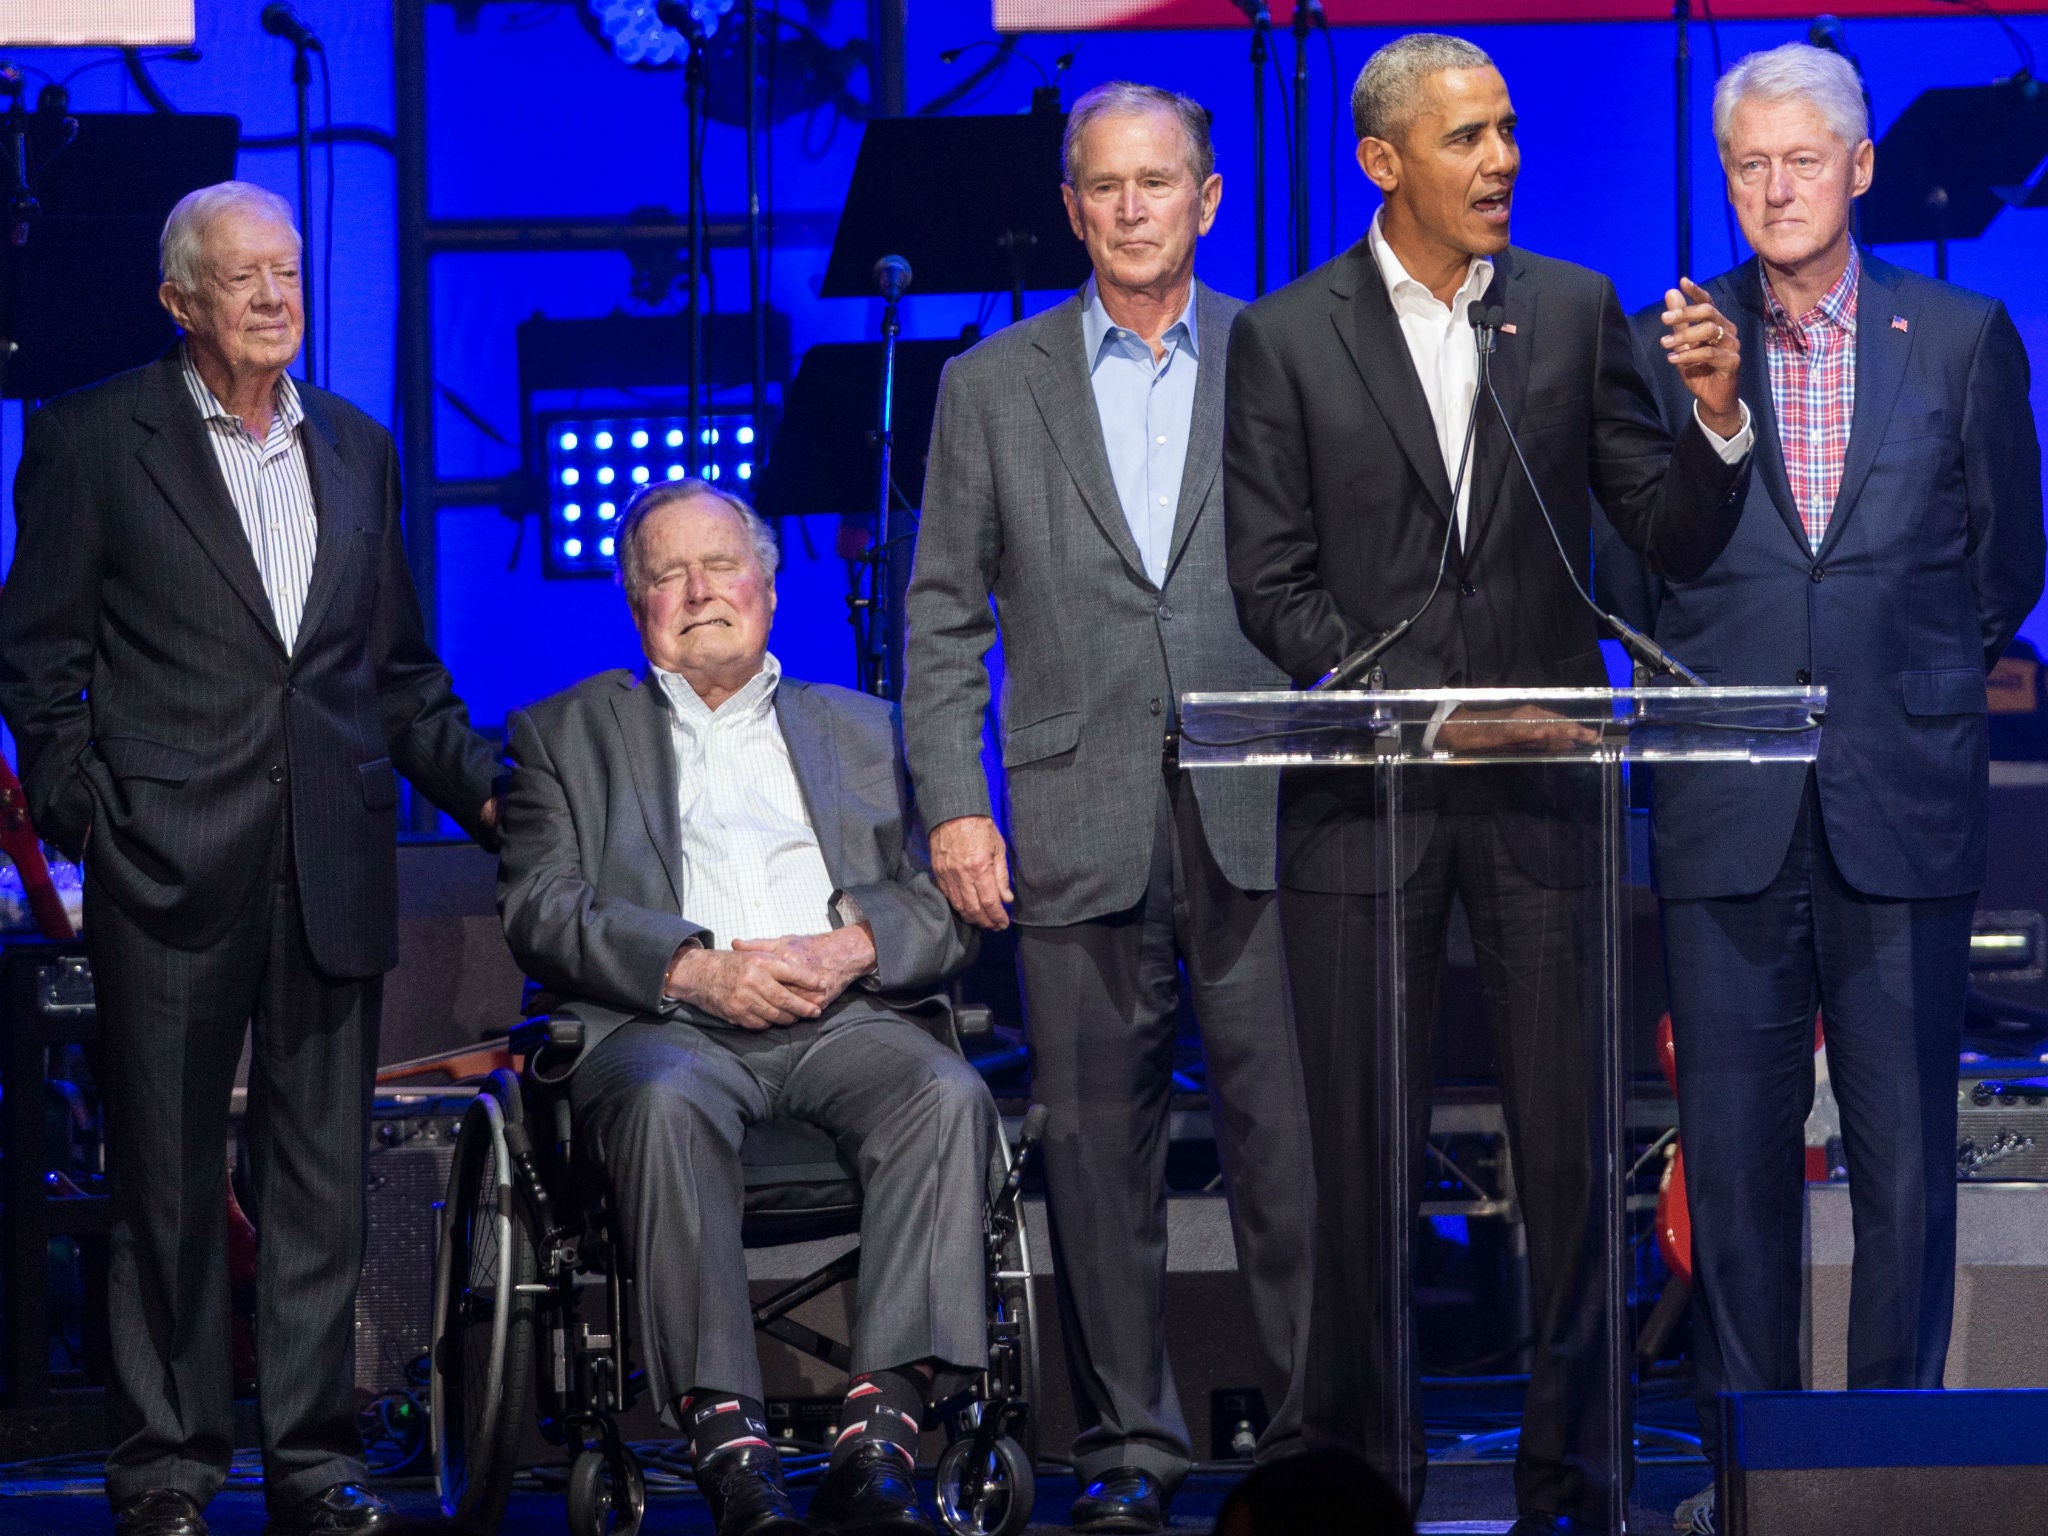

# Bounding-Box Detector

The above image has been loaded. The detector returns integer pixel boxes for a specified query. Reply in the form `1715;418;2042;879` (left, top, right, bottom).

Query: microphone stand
862;257;911;698
1291;1;1311;278
291;30;316;385
1235;1;1271;295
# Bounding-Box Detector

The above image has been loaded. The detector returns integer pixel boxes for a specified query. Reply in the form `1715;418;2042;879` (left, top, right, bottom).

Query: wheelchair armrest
508;1014;586;1060
954;1003;995;1043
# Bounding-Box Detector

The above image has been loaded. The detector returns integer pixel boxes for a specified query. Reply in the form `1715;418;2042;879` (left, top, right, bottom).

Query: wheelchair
428;1004;1044;1536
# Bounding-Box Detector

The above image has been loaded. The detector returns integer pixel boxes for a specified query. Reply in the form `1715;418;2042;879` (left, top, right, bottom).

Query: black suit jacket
1223;241;1750;893
0;351;500;978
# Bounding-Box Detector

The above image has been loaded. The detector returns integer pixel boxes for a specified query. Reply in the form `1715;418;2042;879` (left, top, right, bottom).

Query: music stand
820;113;1089;323
752;336;972;693
1860;79;2048;280
0;111;239;401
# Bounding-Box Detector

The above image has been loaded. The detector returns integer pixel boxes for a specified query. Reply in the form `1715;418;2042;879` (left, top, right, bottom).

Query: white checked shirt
653;653;840;948
181;348;319;654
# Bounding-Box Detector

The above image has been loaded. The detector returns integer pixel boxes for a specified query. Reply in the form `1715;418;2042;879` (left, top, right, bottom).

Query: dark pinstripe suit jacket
0;351;500;978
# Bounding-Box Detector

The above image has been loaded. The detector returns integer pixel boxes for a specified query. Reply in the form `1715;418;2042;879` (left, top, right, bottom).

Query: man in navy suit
1615;43;2043;1533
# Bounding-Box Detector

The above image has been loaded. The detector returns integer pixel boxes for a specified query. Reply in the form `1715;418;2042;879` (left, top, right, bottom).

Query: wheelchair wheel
431;1087;538;1530
934;1434;1034;1536
566;1444;646;1536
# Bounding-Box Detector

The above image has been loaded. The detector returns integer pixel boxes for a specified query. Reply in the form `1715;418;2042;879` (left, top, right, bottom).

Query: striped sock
682;1390;773;1470
831;1367;927;1472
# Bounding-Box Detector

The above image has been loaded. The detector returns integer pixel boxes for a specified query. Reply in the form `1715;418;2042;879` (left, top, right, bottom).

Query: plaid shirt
1762;245;1860;552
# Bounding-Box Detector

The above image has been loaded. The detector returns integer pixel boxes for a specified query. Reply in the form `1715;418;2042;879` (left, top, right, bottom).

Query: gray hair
1062;81;1216;186
160;181;301;289
1714;42;1869;161
1352;33;1494;143
615;479;780;600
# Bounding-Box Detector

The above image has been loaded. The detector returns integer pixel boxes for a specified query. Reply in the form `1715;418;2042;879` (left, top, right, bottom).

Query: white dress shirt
1365;210;1752;555
1368;212;1495;547
653;653;839;948
181;348;320;653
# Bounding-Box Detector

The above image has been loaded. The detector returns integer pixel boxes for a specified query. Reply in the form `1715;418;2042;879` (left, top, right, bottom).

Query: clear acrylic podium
1178;685;1825;1530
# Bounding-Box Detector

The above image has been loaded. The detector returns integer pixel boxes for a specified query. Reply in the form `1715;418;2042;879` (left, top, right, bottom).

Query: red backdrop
993;0;2048;29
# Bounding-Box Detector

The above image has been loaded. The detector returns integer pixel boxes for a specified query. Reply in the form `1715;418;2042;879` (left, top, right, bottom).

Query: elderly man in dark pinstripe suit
0;183;500;1536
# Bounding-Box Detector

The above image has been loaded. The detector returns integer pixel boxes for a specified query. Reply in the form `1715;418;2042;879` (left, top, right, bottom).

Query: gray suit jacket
497;667;972;1061
902;280;1288;927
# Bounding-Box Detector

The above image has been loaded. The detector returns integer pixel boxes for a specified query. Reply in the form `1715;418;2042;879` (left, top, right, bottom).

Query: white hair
615;479;781;600
1714;42;1869;162
159;181;300;289
1352;32;1494;143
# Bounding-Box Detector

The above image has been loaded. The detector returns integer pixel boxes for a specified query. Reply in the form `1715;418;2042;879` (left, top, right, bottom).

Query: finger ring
1714;324;1726;345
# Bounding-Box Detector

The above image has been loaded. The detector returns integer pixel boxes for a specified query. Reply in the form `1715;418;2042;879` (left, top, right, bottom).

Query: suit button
1811;566;1826;583
285;683;297;697
1796;669;1812;685
1149;698;1163;716
268;765;285;784
1459;581;1477;597
1157;602;1174;621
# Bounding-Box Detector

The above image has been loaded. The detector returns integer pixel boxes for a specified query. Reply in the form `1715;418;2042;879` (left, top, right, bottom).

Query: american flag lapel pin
1500;322;1517;335
1891;314;1910;333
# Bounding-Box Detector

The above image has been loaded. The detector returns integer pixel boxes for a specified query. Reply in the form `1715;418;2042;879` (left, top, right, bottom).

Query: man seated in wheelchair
498;479;997;1536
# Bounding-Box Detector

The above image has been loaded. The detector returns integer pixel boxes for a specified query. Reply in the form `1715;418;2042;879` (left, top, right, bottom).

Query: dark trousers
1282;810;1613;1522
87;825;379;1512
569;1006;997;1415
1662;775;1973;1455
1016;772;1315;1493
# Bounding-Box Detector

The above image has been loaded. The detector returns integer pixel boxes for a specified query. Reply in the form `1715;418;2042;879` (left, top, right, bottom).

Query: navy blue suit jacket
1611;251;2043;901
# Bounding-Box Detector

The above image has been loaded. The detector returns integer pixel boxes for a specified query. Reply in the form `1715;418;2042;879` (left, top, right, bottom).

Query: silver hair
1352;32;1494;143
615;479;781;599
1713;42;1870;161
1061;80;1216;186
159;181;301;289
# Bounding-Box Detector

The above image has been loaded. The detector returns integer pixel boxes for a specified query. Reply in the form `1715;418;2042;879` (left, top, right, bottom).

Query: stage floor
0;1462;1719;1535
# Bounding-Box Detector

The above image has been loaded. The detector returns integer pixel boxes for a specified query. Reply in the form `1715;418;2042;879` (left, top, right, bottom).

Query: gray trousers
1016;772;1316;1492
569;1004;998;1412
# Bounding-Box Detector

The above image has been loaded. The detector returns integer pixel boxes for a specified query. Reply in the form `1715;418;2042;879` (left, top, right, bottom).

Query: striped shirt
1762;245;1860;553
180;348;319;653
653;652;840;948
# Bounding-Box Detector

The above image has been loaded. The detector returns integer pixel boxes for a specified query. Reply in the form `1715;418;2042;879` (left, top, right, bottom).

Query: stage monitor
991;0;2048;28
0;0;195;46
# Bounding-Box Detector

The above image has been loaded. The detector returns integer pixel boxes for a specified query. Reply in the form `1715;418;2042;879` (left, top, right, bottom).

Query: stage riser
1731;1466;2048;1536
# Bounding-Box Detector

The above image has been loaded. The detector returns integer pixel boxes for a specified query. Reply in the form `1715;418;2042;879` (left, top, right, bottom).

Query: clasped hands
663;924;877;1031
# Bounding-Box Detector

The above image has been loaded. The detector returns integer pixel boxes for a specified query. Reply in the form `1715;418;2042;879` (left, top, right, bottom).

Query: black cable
1268;37;1296;275
1697;0;1740;273
240;124;396;155
1325;19;1340;265
319;45;334;390
1938;0;2036;79
120;47;177;113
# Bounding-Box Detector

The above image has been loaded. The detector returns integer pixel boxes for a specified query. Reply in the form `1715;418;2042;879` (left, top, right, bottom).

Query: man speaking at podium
1223;33;1753;1532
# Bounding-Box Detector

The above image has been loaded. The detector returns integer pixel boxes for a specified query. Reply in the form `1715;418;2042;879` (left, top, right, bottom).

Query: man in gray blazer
499;480;994;1536
902;82;1314;1533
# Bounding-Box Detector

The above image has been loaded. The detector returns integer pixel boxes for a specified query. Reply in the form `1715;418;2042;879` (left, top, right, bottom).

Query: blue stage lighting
539;407;761;578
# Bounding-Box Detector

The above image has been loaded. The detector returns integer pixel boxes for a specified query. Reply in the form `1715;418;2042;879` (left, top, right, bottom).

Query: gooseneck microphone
260;1;323;50
1470;304;1703;686
1313;320;1483;692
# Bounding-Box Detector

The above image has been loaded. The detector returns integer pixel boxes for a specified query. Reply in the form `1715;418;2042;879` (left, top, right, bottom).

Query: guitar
0;755;75;941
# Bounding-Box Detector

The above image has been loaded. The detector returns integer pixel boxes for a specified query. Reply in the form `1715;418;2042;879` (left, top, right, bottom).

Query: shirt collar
180;341;305;438
1081;274;1199;371
654;650;781;731
1762;241;1861;341
1369;209;1494;316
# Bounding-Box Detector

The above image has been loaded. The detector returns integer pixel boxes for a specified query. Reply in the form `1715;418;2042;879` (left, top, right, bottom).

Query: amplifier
1957;1063;2048;1181
1718;1389;2048;1536
352;1093;469;1396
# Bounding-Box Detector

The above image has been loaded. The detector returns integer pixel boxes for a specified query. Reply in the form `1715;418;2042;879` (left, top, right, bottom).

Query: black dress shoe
807;1442;934;1535
114;1490;208;1536
264;1483;393;1535
1072;1466;1165;1534
695;1443;814;1536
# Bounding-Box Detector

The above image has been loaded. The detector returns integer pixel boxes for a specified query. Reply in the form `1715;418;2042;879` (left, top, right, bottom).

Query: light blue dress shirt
1080;276;1199;589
